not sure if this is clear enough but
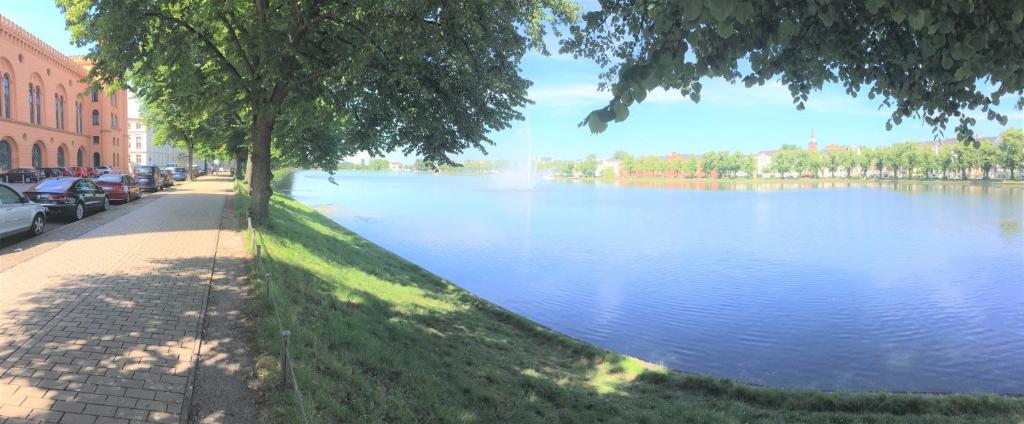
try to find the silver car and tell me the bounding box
[0,184,46,239]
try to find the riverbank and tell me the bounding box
[236,171,1023,423]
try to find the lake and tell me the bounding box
[282,170,1024,393]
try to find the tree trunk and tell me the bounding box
[234,148,247,180]
[247,108,276,223]
[187,140,194,182]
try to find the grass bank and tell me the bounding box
[236,171,1023,423]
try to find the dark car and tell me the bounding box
[95,174,141,203]
[2,168,45,183]
[22,178,109,221]
[171,167,188,181]
[161,169,174,188]
[40,167,73,178]
[133,165,163,192]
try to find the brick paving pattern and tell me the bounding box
[0,178,231,424]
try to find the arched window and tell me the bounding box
[1,73,9,119]
[28,83,34,124]
[92,152,100,167]
[32,144,42,168]
[57,146,66,167]
[90,89,98,102]
[0,140,10,169]
[34,85,41,125]
[91,109,99,126]
[77,148,84,167]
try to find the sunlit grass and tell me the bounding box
[237,173,1024,423]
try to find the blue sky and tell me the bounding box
[4,1,1020,162]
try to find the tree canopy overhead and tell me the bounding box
[58,0,577,221]
[563,1,1024,139]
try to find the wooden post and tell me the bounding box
[265,272,272,300]
[280,330,291,386]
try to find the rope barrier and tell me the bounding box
[247,213,313,424]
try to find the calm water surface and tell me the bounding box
[285,171,1024,393]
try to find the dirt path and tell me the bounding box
[187,188,260,424]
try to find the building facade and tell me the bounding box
[127,117,185,168]
[0,15,128,172]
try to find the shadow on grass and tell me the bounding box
[236,185,1024,424]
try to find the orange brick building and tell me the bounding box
[0,15,128,172]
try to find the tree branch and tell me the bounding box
[144,12,246,84]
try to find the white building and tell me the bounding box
[127,117,186,168]
[596,158,622,177]
[755,151,776,177]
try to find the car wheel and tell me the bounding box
[29,213,45,236]
[101,196,109,211]
[72,202,85,221]
[124,187,131,203]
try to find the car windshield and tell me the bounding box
[135,166,155,174]
[97,175,123,183]
[12,168,33,173]
[31,179,75,192]
[175,168,186,173]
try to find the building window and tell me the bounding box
[0,140,10,169]
[93,152,100,167]
[1,73,9,119]
[90,89,98,102]
[32,144,42,168]
[92,109,99,126]
[77,148,84,166]
[57,147,66,167]
[136,154,141,164]
[28,84,35,124]
[34,85,41,125]
[59,95,65,129]
[92,135,100,145]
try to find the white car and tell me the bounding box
[96,166,114,175]
[0,184,46,239]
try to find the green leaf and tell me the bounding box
[634,89,648,103]
[941,54,953,70]
[716,22,737,38]
[587,112,608,133]
[612,102,629,122]
[865,0,884,14]
[708,0,735,21]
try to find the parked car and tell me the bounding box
[0,183,46,239]
[96,165,114,175]
[161,169,174,188]
[133,165,163,192]
[22,178,109,221]
[171,167,188,181]
[2,168,45,183]
[40,167,73,178]
[81,166,98,178]
[66,166,90,178]
[95,174,141,203]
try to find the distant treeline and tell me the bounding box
[545,128,1024,180]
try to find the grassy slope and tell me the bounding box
[237,175,1022,424]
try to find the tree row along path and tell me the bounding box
[0,177,250,424]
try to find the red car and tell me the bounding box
[94,173,141,203]
[66,166,91,178]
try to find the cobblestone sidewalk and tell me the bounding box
[0,178,232,424]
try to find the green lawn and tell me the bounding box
[236,174,1023,423]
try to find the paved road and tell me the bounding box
[0,177,233,424]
